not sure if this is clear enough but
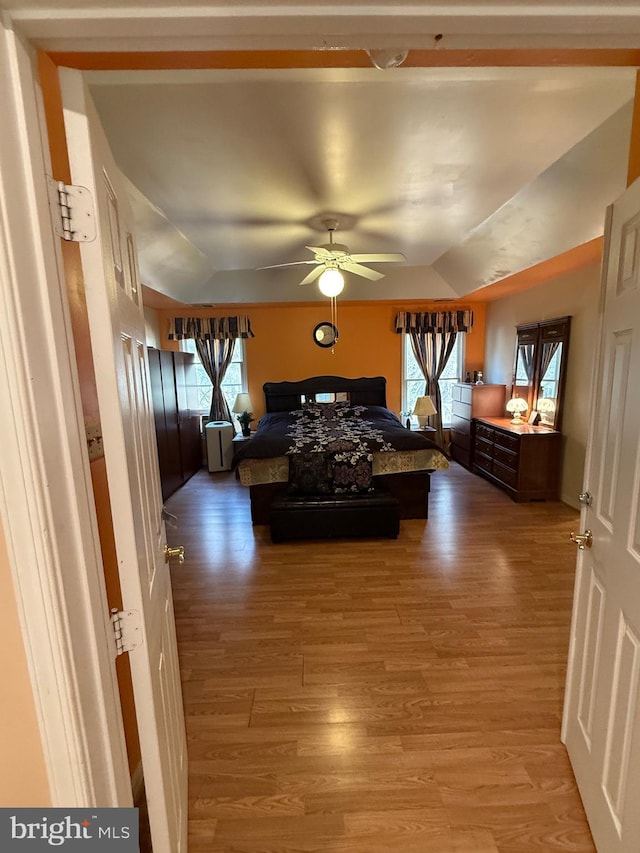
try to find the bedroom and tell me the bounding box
[2,7,640,853]
[86,58,635,509]
[102,49,633,852]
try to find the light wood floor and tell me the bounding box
[166,461,595,853]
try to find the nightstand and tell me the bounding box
[232,432,253,478]
[410,424,436,435]
[232,432,253,456]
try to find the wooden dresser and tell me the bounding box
[450,383,506,468]
[472,417,561,502]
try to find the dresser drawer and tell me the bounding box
[452,413,472,434]
[474,436,494,458]
[493,445,518,470]
[453,384,473,405]
[475,421,494,442]
[450,428,470,451]
[474,451,493,475]
[493,459,519,489]
[493,429,520,453]
[452,400,471,421]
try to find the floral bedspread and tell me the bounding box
[233,402,445,496]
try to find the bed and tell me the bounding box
[233,375,449,525]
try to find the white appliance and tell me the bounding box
[205,420,234,472]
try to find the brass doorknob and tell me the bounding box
[164,544,185,564]
[570,530,593,550]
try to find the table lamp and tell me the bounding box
[232,392,254,436]
[412,396,437,428]
[537,397,556,425]
[506,396,528,425]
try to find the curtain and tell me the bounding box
[395,310,474,448]
[168,315,254,421]
[520,344,535,382]
[168,315,254,341]
[408,330,457,448]
[394,310,474,336]
[195,338,236,421]
[538,341,559,388]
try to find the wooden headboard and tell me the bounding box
[263,375,387,413]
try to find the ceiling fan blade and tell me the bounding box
[349,252,406,263]
[341,262,384,281]
[257,259,319,270]
[305,245,334,259]
[299,265,326,286]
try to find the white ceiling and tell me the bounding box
[3,0,638,305]
[86,65,635,304]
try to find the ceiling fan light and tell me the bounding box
[318,268,345,297]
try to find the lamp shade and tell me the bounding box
[318,268,345,297]
[506,396,528,424]
[232,392,254,414]
[412,395,437,427]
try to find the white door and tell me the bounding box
[563,176,640,851]
[60,68,188,853]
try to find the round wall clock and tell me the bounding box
[313,322,338,348]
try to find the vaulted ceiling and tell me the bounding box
[4,0,638,305]
[87,65,635,304]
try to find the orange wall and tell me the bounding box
[0,520,51,806]
[157,300,486,417]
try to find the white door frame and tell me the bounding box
[0,20,131,805]
[8,3,640,52]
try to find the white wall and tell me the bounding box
[484,262,602,508]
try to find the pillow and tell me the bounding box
[330,448,374,494]
[287,452,333,496]
[301,400,358,420]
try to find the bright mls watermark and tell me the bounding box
[0,809,138,850]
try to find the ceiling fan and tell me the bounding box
[258,218,406,291]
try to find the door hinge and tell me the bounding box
[110,608,143,656]
[46,175,96,243]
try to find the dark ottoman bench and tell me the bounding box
[269,490,400,542]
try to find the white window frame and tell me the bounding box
[402,333,466,428]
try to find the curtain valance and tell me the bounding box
[168,315,254,340]
[394,310,474,334]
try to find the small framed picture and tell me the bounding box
[528,410,540,425]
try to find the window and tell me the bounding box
[182,338,246,414]
[403,334,465,427]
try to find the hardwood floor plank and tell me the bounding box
[166,462,595,852]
